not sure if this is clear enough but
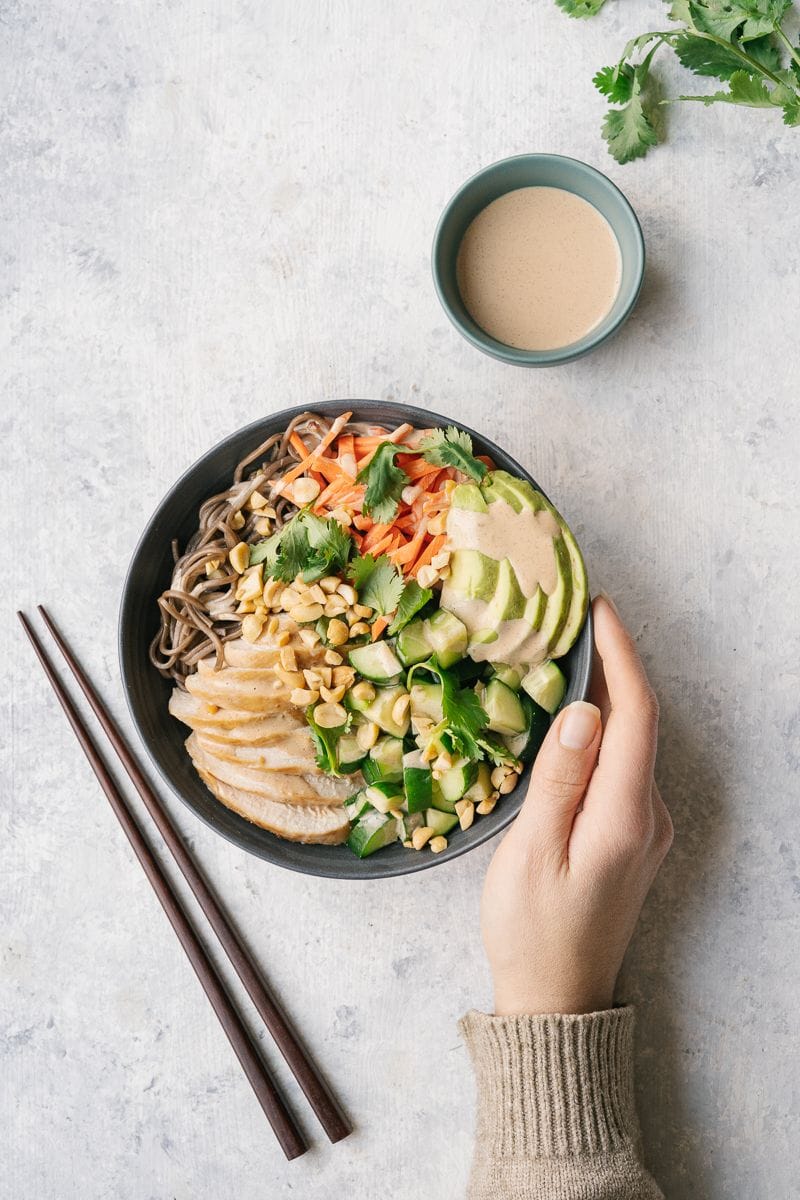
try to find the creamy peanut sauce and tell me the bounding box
[440,498,561,669]
[456,186,622,352]
[446,501,561,597]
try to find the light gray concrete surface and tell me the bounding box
[3,2,799,1197]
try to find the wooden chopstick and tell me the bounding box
[17,611,307,1162]
[36,605,352,1145]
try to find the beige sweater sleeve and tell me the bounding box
[459,1008,663,1200]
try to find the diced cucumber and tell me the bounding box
[409,681,444,724]
[402,748,433,813]
[344,790,371,823]
[484,679,527,736]
[346,809,399,857]
[504,694,549,764]
[492,663,523,691]
[522,661,567,715]
[336,733,366,773]
[424,609,468,668]
[397,810,424,839]
[367,736,404,783]
[396,619,433,667]
[430,762,478,812]
[425,809,459,837]
[463,762,493,805]
[362,684,410,738]
[348,641,403,683]
[345,687,374,715]
[363,782,404,814]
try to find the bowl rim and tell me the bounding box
[431,152,646,367]
[119,399,594,879]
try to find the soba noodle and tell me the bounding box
[149,411,382,686]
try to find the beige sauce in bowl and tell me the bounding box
[456,186,622,352]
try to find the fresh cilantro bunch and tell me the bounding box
[419,426,488,483]
[249,511,352,583]
[556,0,608,15]
[557,0,800,161]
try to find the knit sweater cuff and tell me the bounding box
[459,1007,641,1159]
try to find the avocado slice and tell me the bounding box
[451,482,488,513]
[482,472,524,513]
[486,558,527,624]
[549,521,589,659]
[447,548,499,601]
[537,536,573,652]
[524,585,547,630]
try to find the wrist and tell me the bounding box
[493,979,615,1017]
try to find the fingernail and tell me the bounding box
[594,589,620,616]
[559,702,601,750]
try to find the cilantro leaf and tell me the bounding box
[594,63,635,102]
[555,0,608,17]
[677,67,784,105]
[250,511,353,583]
[745,34,783,74]
[674,31,751,78]
[602,69,659,163]
[782,90,800,123]
[408,661,489,760]
[356,442,410,524]
[347,553,405,615]
[419,426,487,482]
[388,580,434,635]
[687,0,790,41]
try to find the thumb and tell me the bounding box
[515,701,602,852]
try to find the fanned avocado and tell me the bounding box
[537,536,573,652]
[451,482,488,513]
[447,548,499,600]
[490,473,588,658]
[547,519,589,659]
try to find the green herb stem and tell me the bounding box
[774,24,800,72]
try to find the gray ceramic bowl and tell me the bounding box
[432,153,645,367]
[119,400,593,879]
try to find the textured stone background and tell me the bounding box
[3,2,799,1197]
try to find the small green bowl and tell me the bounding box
[432,153,645,367]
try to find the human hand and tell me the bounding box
[481,594,673,1016]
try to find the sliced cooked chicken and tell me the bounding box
[169,691,304,742]
[185,667,291,713]
[196,770,350,844]
[187,734,358,805]
[193,729,320,769]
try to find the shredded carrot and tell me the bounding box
[390,520,428,566]
[289,431,309,459]
[361,523,394,551]
[371,615,390,641]
[367,533,398,558]
[396,457,442,482]
[410,534,446,575]
[313,456,351,484]
[275,412,352,491]
[352,514,372,531]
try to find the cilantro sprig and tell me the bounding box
[356,442,411,524]
[556,0,608,15]
[419,426,487,483]
[408,660,489,760]
[249,511,352,583]
[558,0,800,161]
[347,553,405,615]
[388,579,433,634]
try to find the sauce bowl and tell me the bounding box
[432,154,645,367]
[119,400,593,880]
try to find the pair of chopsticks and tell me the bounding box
[18,607,351,1161]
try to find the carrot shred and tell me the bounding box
[362,523,393,551]
[313,456,350,484]
[289,431,309,459]
[275,412,352,491]
[390,521,428,566]
[367,533,397,557]
[371,615,390,641]
[410,534,446,575]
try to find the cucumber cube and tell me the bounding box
[346,809,399,858]
[522,661,566,715]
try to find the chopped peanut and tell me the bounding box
[228,542,250,574]
[324,649,343,666]
[326,618,349,646]
[314,702,347,729]
[429,835,448,854]
[289,603,324,623]
[411,826,434,851]
[241,614,265,643]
